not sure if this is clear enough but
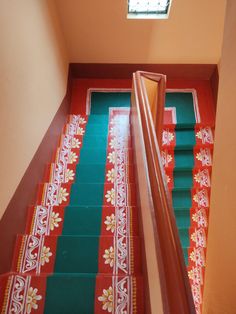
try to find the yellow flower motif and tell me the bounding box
[40,246,52,266]
[166,175,171,184]
[188,270,194,280]
[194,173,201,183]
[78,117,86,124]
[192,213,198,223]
[190,251,196,262]
[196,152,203,161]
[107,152,116,164]
[105,189,115,206]
[26,287,42,313]
[58,187,69,204]
[98,286,113,313]
[50,211,62,231]
[67,151,78,164]
[193,194,198,203]
[65,169,75,182]
[103,246,115,267]
[196,131,202,139]
[71,138,81,149]
[104,214,116,233]
[109,138,118,149]
[191,232,197,242]
[77,127,85,135]
[106,169,115,183]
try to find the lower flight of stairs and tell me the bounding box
[0,109,144,313]
[161,124,214,314]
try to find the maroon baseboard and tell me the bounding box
[0,73,72,274]
[70,63,217,80]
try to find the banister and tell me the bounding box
[131,71,195,313]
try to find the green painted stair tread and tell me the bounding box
[174,150,194,170]
[173,170,193,189]
[54,236,100,273]
[63,206,102,235]
[172,189,192,208]
[175,129,196,150]
[174,209,190,228]
[44,274,96,314]
[79,148,107,164]
[182,247,189,266]
[70,183,105,206]
[165,92,196,127]
[90,92,131,115]
[84,123,109,136]
[178,228,190,248]
[54,235,140,273]
[82,135,108,148]
[75,164,106,183]
[88,114,109,124]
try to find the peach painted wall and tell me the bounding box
[0,0,68,218]
[203,1,236,313]
[55,0,226,64]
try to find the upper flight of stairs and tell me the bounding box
[162,122,214,314]
[0,106,144,313]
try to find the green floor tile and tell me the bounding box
[70,183,105,206]
[45,274,96,314]
[172,189,192,208]
[174,150,194,170]
[165,92,196,128]
[62,206,102,235]
[175,129,196,150]
[174,170,193,189]
[91,92,131,115]
[54,236,99,273]
[75,164,106,183]
[79,148,107,164]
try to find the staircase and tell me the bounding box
[0,93,144,313]
[162,92,214,314]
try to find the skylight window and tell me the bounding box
[127,0,171,19]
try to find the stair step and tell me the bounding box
[12,235,142,275]
[175,129,196,150]
[174,209,190,228]
[0,273,143,314]
[25,205,139,236]
[173,170,193,189]
[37,183,137,207]
[174,150,194,170]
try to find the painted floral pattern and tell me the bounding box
[58,187,69,204]
[105,188,115,206]
[106,169,115,183]
[71,138,81,148]
[26,287,42,313]
[67,151,78,164]
[65,169,75,182]
[107,152,116,164]
[50,211,62,231]
[104,214,116,233]
[40,246,52,266]
[103,246,115,267]
[98,286,114,313]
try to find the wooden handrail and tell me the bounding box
[131,71,195,313]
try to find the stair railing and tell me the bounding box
[131,71,195,313]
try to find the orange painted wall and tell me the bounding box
[55,0,226,64]
[203,1,236,313]
[0,0,68,218]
